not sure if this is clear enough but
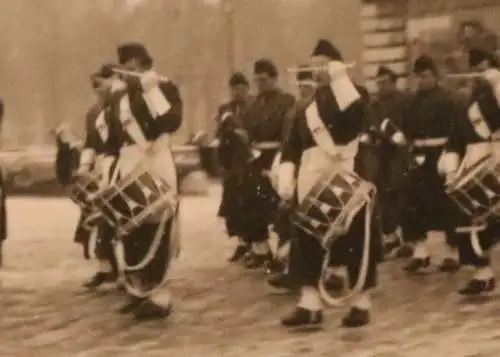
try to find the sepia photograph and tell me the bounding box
[1,0,500,356]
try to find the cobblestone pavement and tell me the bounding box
[1,185,500,357]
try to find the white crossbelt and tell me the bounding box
[413,137,448,148]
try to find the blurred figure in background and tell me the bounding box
[214,72,255,263]
[362,66,413,259]
[0,98,6,268]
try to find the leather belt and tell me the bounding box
[413,137,448,148]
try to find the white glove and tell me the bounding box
[277,162,295,201]
[140,70,161,92]
[437,151,459,176]
[391,131,407,146]
[328,60,347,80]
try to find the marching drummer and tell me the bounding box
[400,55,464,274]
[112,42,182,321]
[278,39,381,329]
[71,64,126,289]
[440,48,500,295]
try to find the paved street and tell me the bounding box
[1,185,500,357]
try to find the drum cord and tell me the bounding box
[318,190,375,307]
[114,207,176,298]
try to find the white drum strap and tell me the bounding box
[319,189,375,307]
[114,208,172,298]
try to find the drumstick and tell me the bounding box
[112,68,170,83]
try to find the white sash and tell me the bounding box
[304,100,359,162]
[468,101,491,139]
[95,110,109,142]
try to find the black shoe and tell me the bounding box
[323,274,344,292]
[341,307,370,328]
[228,244,249,263]
[438,258,461,273]
[83,272,118,289]
[395,244,414,259]
[265,259,286,275]
[118,297,145,314]
[403,257,431,273]
[458,278,496,296]
[244,252,272,269]
[281,307,323,329]
[268,273,298,291]
[133,299,173,321]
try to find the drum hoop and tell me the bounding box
[116,192,178,237]
[446,154,493,192]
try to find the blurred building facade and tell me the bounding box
[0,0,363,148]
[361,0,500,93]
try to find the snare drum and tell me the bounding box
[92,163,177,237]
[69,172,100,210]
[446,153,500,223]
[291,169,376,248]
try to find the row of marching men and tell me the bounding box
[215,38,500,330]
[55,42,183,321]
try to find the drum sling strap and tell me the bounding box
[304,98,374,306]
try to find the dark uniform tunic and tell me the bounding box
[281,84,381,289]
[215,97,255,237]
[237,88,295,243]
[362,90,412,236]
[400,86,465,243]
[446,80,500,267]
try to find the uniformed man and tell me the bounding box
[362,65,413,259]
[113,43,182,321]
[441,48,500,295]
[401,55,464,273]
[237,59,295,269]
[279,39,381,329]
[214,72,255,263]
[268,68,317,290]
[74,64,125,289]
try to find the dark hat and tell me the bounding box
[229,72,249,86]
[91,63,116,80]
[311,39,343,61]
[413,55,437,74]
[254,59,278,78]
[296,66,313,82]
[469,48,498,68]
[376,65,397,80]
[117,42,153,65]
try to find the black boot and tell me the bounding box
[228,244,250,263]
[458,278,496,296]
[281,307,323,330]
[403,257,431,273]
[265,259,286,275]
[268,273,298,291]
[438,258,461,273]
[341,307,370,328]
[244,252,272,269]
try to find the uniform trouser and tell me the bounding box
[95,222,118,273]
[400,159,458,247]
[294,206,381,290]
[121,221,173,296]
[378,187,400,236]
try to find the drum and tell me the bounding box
[446,153,500,223]
[81,209,103,231]
[291,169,376,249]
[91,163,177,237]
[69,172,100,210]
